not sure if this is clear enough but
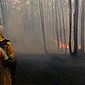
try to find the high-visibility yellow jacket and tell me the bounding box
[0,35,14,62]
[4,41,14,62]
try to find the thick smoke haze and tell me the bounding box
[0,0,83,54]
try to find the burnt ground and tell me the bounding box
[13,53,85,85]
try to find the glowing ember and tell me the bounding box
[54,40,80,49]
[78,44,81,49]
[54,40,69,49]
[60,41,63,48]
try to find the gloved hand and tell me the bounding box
[0,47,9,60]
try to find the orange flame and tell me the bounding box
[78,44,81,49]
[54,40,69,49]
[54,40,80,49]
[59,41,69,49]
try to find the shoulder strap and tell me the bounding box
[0,39,10,49]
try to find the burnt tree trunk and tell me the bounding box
[69,0,72,55]
[81,0,84,53]
[39,0,47,53]
[73,0,79,55]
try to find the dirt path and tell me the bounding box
[13,54,85,85]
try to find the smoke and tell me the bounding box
[0,0,82,54]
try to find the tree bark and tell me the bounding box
[60,0,67,53]
[69,0,72,55]
[81,0,84,53]
[39,0,47,53]
[54,0,59,49]
[73,0,79,55]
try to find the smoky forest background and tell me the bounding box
[0,0,85,55]
[0,0,85,85]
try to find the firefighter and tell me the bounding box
[0,25,17,84]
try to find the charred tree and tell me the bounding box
[39,0,47,53]
[73,0,79,55]
[69,0,72,55]
[81,0,84,53]
[54,0,60,49]
[58,1,63,51]
[60,0,67,53]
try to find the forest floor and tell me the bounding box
[13,53,85,85]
